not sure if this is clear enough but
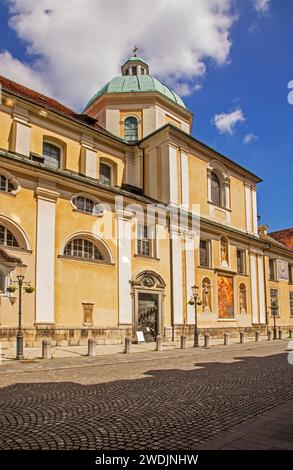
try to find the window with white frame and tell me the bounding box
[137,224,155,257]
[0,225,19,248]
[199,239,211,267]
[237,249,246,274]
[269,259,277,281]
[99,162,112,185]
[270,289,279,316]
[43,142,61,169]
[211,172,221,206]
[124,116,138,142]
[72,196,102,215]
[0,175,14,193]
[64,238,105,261]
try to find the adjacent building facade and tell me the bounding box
[0,55,292,346]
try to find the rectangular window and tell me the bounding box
[237,249,245,274]
[0,271,6,293]
[289,265,293,284]
[270,289,279,317]
[137,224,154,257]
[199,240,210,267]
[269,259,277,281]
[290,292,293,317]
[131,66,137,75]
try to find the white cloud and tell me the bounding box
[0,51,51,95]
[243,132,258,144]
[0,0,235,109]
[251,0,270,14]
[212,108,245,135]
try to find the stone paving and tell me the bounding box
[0,341,292,450]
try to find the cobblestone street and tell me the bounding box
[0,341,292,450]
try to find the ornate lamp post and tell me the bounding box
[269,300,279,340]
[7,263,34,360]
[190,284,202,348]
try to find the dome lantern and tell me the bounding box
[121,47,149,76]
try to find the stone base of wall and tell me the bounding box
[169,325,292,342]
[0,324,292,347]
[0,326,132,347]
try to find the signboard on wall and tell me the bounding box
[277,260,289,281]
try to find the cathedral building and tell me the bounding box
[0,54,292,346]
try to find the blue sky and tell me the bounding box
[0,0,292,231]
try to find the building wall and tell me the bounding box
[0,91,292,347]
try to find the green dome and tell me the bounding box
[85,75,186,110]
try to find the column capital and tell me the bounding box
[35,187,60,203]
[115,209,134,221]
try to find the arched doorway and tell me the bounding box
[131,271,166,342]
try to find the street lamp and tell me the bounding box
[16,263,27,360]
[190,284,202,348]
[269,300,279,340]
[7,263,34,360]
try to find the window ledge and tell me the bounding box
[72,208,104,217]
[0,192,16,198]
[0,245,32,254]
[217,318,237,322]
[208,200,231,212]
[58,255,114,266]
[198,265,213,270]
[134,254,160,261]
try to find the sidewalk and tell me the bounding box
[0,334,282,362]
[199,398,293,450]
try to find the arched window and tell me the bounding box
[72,196,103,215]
[99,162,112,185]
[202,277,212,311]
[0,225,19,248]
[64,238,107,262]
[0,175,14,193]
[239,283,247,313]
[124,116,138,142]
[43,142,61,169]
[211,172,221,206]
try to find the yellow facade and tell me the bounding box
[0,56,292,346]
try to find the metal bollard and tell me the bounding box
[289,330,292,339]
[193,330,200,348]
[255,331,260,342]
[42,339,52,359]
[279,329,283,340]
[125,336,132,354]
[224,333,229,346]
[240,332,245,344]
[268,330,273,341]
[204,333,210,349]
[88,338,96,357]
[156,335,163,351]
[181,335,187,349]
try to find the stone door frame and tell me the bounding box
[130,270,166,339]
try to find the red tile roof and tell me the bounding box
[269,228,293,250]
[0,75,116,139]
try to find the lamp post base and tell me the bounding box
[194,331,200,348]
[16,334,24,360]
